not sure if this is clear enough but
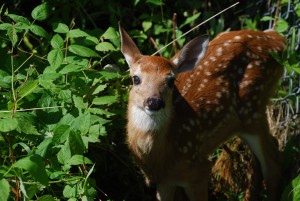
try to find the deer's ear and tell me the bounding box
[119,24,142,67]
[171,35,209,73]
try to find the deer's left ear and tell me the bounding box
[171,35,209,73]
[119,24,142,68]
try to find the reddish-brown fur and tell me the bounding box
[120,26,286,201]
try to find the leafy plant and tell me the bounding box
[0,2,127,200]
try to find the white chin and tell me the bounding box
[144,108,160,116]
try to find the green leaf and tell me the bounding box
[101,27,118,40]
[36,138,52,157]
[179,13,201,28]
[281,174,300,201]
[53,124,70,143]
[7,14,30,25]
[17,115,39,135]
[38,73,62,89]
[7,27,18,46]
[95,42,116,52]
[16,80,39,102]
[275,18,289,33]
[63,185,76,198]
[57,140,71,164]
[67,29,89,38]
[51,34,64,48]
[0,23,12,30]
[69,131,85,155]
[146,0,164,6]
[92,95,118,105]
[47,49,64,68]
[59,64,85,74]
[71,112,91,134]
[73,95,88,110]
[37,195,56,201]
[0,179,10,201]
[13,154,49,186]
[0,118,18,132]
[31,3,49,21]
[68,45,100,58]
[66,155,92,166]
[142,21,152,32]
[260,16,274,21]
[52,22,69,33]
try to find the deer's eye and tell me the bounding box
[132,75,141,85]
[167,77,176,88]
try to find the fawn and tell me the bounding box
[119,24,286,201]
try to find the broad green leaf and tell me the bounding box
[16,80,39,101]
[63,185,76,198]
[31,3,49,21]
[69,131,85,155]
[17,115,39,135]
[73,95,88,110]
[71,112,91,134]
[36,138,52,157]
[53,124,70,143]
[95,42,116,52]
[0,23,12,30]
[39,73,62,89]
[59,64,85,74]
[66,155,92,166]
[67,29,89,38]
[92,84,106,95]
[101,27,119,46]
[92,95,118,105]
[0,118,18,132]
[0,179,10,201]
[57,140,71,164]
[7,14,30,25]
[275,18,289,33]
[52,22,69,33]
[51,34,64,48]
[98,71,121,79]
[68,45,100,58]
[101,27,118,40]
[37,195,55,201]
[142,21,152,32]
[47,49,64,68]
[7,27,18,46]
[15,22,30,31]
[66,56,89,66]
[13,154,49,185]
[84,36,99,45]
[281,174,300,201]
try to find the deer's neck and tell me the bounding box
[127,104,172,158]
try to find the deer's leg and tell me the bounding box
[183,162,211,201]
[156,183,176,201]
[240,116,282,201]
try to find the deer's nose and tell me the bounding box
[144,97,165,111]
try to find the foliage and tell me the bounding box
[0,0,299,200]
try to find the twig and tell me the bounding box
[0,106,63,113]
[151,2,240,56]
[149,37,162,57]
[172,13,178,52]
[272,0,281,29]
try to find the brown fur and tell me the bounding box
[120,26,286,201]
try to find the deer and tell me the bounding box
[119,24,286,201]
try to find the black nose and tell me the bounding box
[144,97,165,111]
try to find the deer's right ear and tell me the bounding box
[119,24,142,67]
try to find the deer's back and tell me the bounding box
[173,30,285,154]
